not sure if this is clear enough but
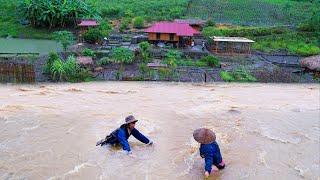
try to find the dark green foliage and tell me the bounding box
[220,71,234,82]
[18,0,98,29]
[44,52,60,74]
[100,7,121,18]
[53,31,74,52]
[138,42,151,62]
[45,54,91,82]
[111,47,134,64]
[97,57,112,66]
[220,67,256,82]
[200,55,220,67]
[297,10,320,32]
[82,48,95,57]
[99,22,113,37]
[133,16,145,28]
[83,28,103,44]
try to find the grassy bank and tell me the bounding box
[187,0,319,26]
[0,0,54,39]
[203,26,320,56]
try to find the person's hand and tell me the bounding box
[204,171,210,178]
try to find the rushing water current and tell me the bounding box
[0,82,319,180]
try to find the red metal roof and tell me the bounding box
[144,22,200,36]
[78,20,99,27]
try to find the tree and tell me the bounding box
[18,0,97,29]
[53,31,74,53]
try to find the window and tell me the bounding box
[156,33,161,40]
[169,33,174,41]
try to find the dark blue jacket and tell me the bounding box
[107,124,150,152]
[199,142,223,173]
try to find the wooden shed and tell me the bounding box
[210,36,255,55]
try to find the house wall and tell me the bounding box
[148,33,179,42]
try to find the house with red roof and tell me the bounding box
[144,22,200,47]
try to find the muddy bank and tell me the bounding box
[0,82,319,179]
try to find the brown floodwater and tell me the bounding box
[0,82,319,180]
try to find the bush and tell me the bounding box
[220,67,256,82]
[97,57,112,66]
[200,55,220,67]
[139,63,150,77]
[99,21,112,37]
[82,48,95,57]
[44,52,60,74]
[48,55,91,82]
[220,71,234,82]
[50,58,65,81]
[195,61,208,67]
[83,28,103,44]
[133,16,145,28]
[119,19,129,32]
[111,47,135,64]
[139,42,151,62]
[53,31,74,52]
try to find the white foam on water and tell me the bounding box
[176,137,199,177]
[22,124,40,131]
[47,162,95,180]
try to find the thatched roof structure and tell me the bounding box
[300,55,320,71]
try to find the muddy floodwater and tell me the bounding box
[0,82,319,180]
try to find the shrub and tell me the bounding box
[220,67,256,82]
[133,16,145,28]
[99,21,112,37]
[97,57,112,66]
[53,31,74,52]
[50,58,65,81]
[83,28,103,44]
[82,48,95,57]
[220,71,234,82]
[111,47,135,64]
[139,42,151,62]
[119,19,129,32]
[48,55,91,82]
[44,52,60,74]
[139,63,150,77]
[195,61,208,67]
[200,55,220,67]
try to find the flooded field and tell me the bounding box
[0,38,62,55]
[0,82,319,180]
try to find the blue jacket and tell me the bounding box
[107,124,150,152]
[199,142,223,173]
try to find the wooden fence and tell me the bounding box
[0,63,35,83]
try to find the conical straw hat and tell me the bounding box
[193,128,216,144]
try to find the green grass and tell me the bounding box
[252,32,320,56]
[0,0,54,39]
[187,0,319,26]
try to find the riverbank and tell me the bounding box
[0,82,319,179]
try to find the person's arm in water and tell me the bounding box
[200,145,213,177]
[131,128,152,145]
[117,128,131,153]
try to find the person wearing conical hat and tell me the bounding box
[96,115,153,155]
[193,128,225,178]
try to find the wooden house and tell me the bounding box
[144,22,200,47]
